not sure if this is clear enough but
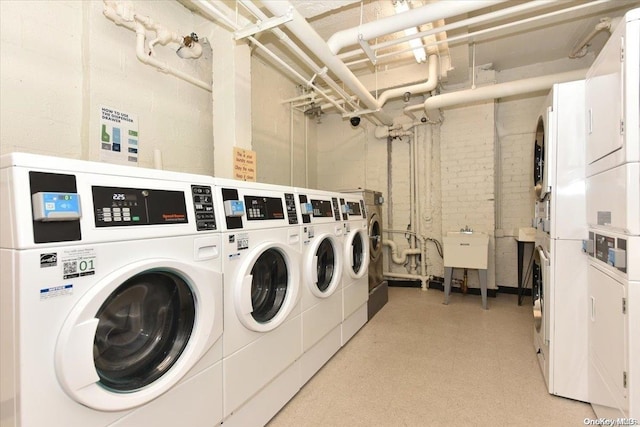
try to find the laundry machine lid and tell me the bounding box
[55,259,220,411]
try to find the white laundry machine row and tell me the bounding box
[583,229,639,419]
[531,79,589,402]
[213,178,302,427]
[0,153,224,427]
[295,188,344,387]
[585,8,639,235]
[338,193,370,346]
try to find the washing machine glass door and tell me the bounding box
[533,115,546,201]
[315,238,336,292]
[369,213,382,262]
[532,245,550,339]
[56,259,219,411]
[345,228,369,279]
[304,234,342,298]
[94,271,195,391]
[251,248,288,323]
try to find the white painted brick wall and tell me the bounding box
[440,101,496,289]
[1,1,214,175]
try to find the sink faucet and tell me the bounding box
[460,225,473,233]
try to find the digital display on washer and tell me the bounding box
[244,195,285,221]
[311,199,334,218]
[92,186,188,227]
[346,201,363,218]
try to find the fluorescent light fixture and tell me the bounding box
[393,0,427,63]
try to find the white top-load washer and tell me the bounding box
[294,187,344,386]
[0,153,224,427]
[338,193,369,346]
[213,178,302,427]
[531,80,589,402]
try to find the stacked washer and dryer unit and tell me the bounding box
[531,79,589,402]
[0,153,224,427]
[583,9,639,419]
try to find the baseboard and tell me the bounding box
[387,279,421,288]
[498,285,531,296]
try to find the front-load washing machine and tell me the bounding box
[338,193,369,346]
[531,79,588,402]
[214,178,302,427]
[584,229,639,419]
[295,187,344,386]
[0,153,224,427]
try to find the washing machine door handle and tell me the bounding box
[311,255,319,284]
[238,274,254,315]
[56,318,100,392]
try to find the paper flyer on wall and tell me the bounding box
[99,106,139,165]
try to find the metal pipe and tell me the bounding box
[345,0,614,68]
[337,0,557,61]
[326,0,508,55]
[377,55,439,107]
[238,0,361,113]
[261,0,394,125]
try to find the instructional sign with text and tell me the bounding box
[233,147,256,181]
[100,106,139,165]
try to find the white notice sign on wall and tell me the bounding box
[99,106,139,165]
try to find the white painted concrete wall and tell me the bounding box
[251,57,317,188]
[1,1,213,174]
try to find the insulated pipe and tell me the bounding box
[326,0,509,55]
[192,0,348,114]
[261,0,394,125]
[239,0,360,113]
[337,0,555,61]
[384,271,428,290]
[103,3,210,91]
[134,25,211,91]
[405,69,587,114]
[569,17,615,59]
[377,55,439,107]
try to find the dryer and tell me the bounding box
[531,80,588,402]
[295,187,344,386]
[338,193,370,346]
[585,8,639,234]
[214,178,302,427]
[0,153,224,427]
[584,229,639,419]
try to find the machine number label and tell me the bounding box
[61,248,96,279]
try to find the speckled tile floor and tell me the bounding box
[268,287,594,426]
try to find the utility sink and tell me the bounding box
[443,231,489,270]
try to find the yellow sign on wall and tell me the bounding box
[233,147,256,181]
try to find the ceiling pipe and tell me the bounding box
[404,68,587,115]
[326,0,509,55]
[338,0,554,61]
[261,0,393,125]
[192,0,350,114]
[376,54,438,108]
[569,16,619,58]
[238,0,360,113]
